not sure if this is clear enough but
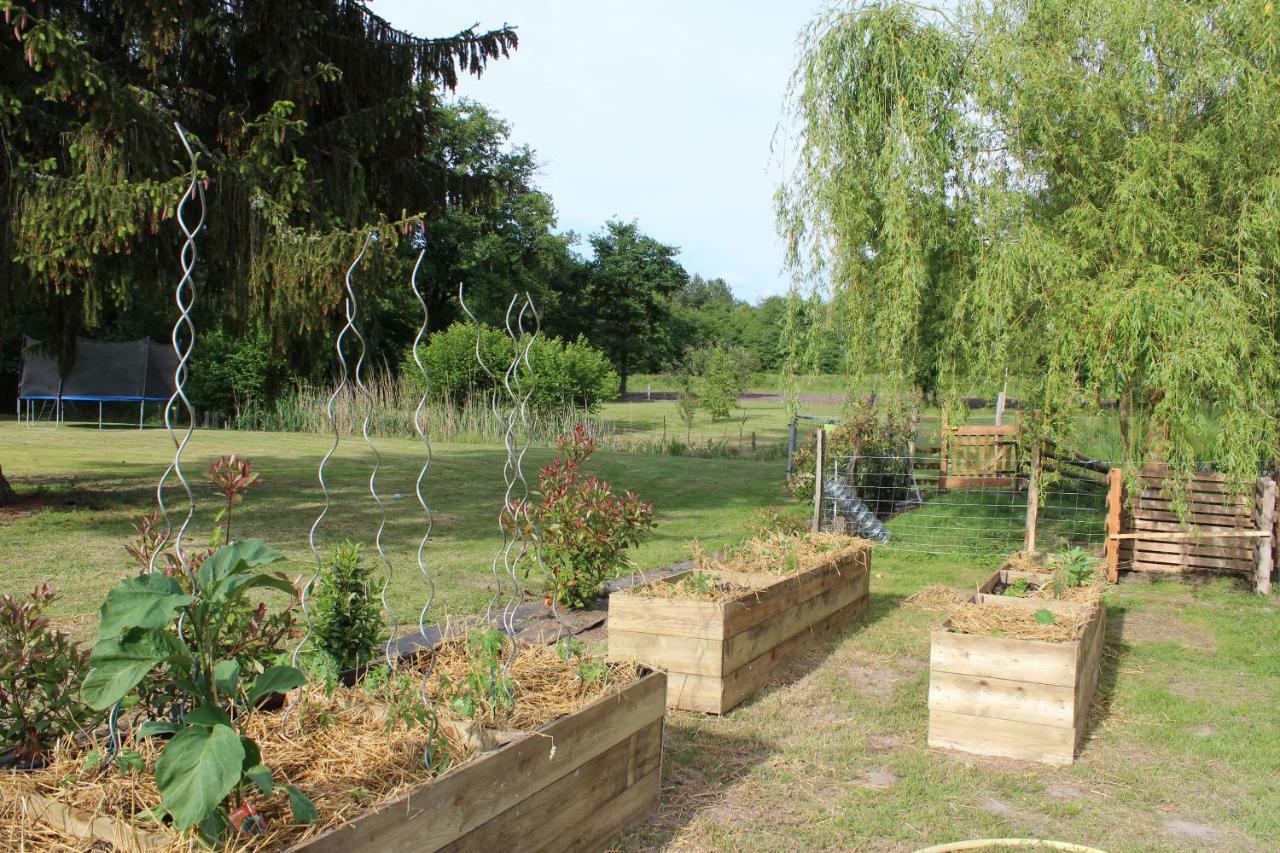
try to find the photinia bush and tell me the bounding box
[520,425,655,608]
[0,584,93,763]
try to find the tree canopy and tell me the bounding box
[781,0,1280,481]
[0,0,518,366]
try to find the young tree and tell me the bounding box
[575,220,688,393]
[782,0,1280,483]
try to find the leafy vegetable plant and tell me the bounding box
[0,584,93,763]
[1003,577,1032,597]
[81,540,314,841]
[517,425,655,608]
[311,541,383,673]
[438,628,515,723]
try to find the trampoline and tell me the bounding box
[17,337,178,429]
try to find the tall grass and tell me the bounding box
[233,372,787,460]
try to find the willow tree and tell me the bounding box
[0,0,517,501]
[781,0,1280,483]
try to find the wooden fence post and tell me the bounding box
[938,407,950,492]
[1105,468,1123,583]
[1023,442,1041,553]
[811,428,827,534]
[1254,475,1276,595]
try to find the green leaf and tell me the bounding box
[197,540,283,596]
[246,665,307,705]
[215,571,298,602]
[245,764,274,796]
[97,574,192,640]
[117,750,144,773]
[1034,608,1057,625]
[213,659,241,696]
[82,629,188,710]
[156,724,244,830]
[82,749,103,771]
[283,784,317,824]
[136,720,179,739]
[185,704,233,728]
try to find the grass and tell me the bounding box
[4,419,1275,850]
[623,553,1280,851]
[0,420,787,633]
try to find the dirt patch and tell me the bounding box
[0,494,54,522]
[982,797,1018,818]
[1117,610,1216,650]
[862,769,898,789]
[866,734,903,754]
[844,653,912,698]
[1043,782,1085,803]
[1186,724,1216,737]
[1163,819,1224,842]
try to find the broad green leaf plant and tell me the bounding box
[81,540,314,841]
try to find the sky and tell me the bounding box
[374,1,831,304]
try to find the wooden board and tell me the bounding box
[609,553,871,713]
[294,671,666,853]
[927,593,1104,766]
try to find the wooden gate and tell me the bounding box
[1104,467,1276,593]
[940,424,1021,490]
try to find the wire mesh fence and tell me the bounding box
[817,452,1110,556]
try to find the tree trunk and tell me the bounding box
[0,466,17,506]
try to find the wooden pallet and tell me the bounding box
[17,672,667,853]
[607,552,870,713]
[927,592,1105,766]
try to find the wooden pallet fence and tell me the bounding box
[939,422,1021,490]
[19,672,667,853]
[927,575,1105,766]
[607,551,871,713]
[1106,467,1276,593]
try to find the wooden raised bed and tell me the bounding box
[14,671,666,853]
[927,594,1104,766]
[607,550,870,713]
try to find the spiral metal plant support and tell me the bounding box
[459,284,509,624]
[497,294,538,654]
[111,122,204,755]
[342,237,403,668]
[409,242,438,701]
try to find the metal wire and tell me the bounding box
[282,236,365,735]
[166,122,205,581]
[458,284,508,625]
[408,241,438,704]
[817,453,1109,555]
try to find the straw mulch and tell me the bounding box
[1,682,473,852]
[620,532,873,603]
[696,531,872,576]
[408,638,642,731]
[0,640,640,851]
[621,571,759,603]
[907,580,1104,643]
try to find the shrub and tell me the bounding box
[697,345,752,421]
[187,326,275,421]
[311,542,384,672]
[402,322,620,412]
[0,584,93,762]
[519,425,655,608]
[787,397,916,514]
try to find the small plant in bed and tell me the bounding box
[0,584,94,768]
[517,424,656,608]
[81,539,315,843]
[311,541,384,675]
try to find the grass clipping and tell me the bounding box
[623,532,873,602]
[0,640,639,851]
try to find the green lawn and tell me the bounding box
[0,420,787,632]
[3,419,1275,850]
[597,396,846,453]
[625,555,1280,852]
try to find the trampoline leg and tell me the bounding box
[139,400,144,430]
[99,401,104,430]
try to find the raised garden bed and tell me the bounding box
[608,538,871,713]
[927,591,1105,766]
[5,654,665,852]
